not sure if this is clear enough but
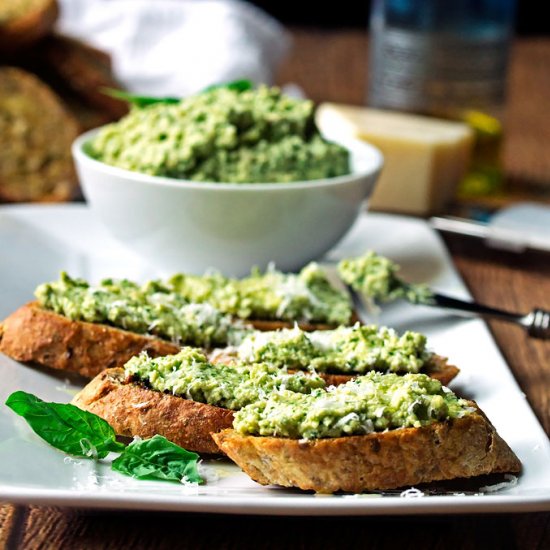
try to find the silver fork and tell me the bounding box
[429,292,550,339]
[347,285,550,339]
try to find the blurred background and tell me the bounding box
[1,0,550,230]
[251,0,550,34]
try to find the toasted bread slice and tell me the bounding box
[13,34,127,131]
[319,354,459,387]
[72,368,233,454]
[249,311,360,332]
[0,302,180,378]
[0,67,79,202]
[39,35,129,120]
[249,319,334,332]
[0,0,58,53]
[0,302,357,378]
[209,348,459,387]
[213,408,521,493]
[1,303,455,384]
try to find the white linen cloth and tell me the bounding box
[56,0,290,96]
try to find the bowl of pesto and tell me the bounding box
[72,85,383,275]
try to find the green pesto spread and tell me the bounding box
[35,264,351,335]
[338,251,434,304]
[124,348,325,410]
[88,86,350,183]
[234,372,472,439]
[35,272,245,348]
[236,324,429,374]
[169,262,352,325]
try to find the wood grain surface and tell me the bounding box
[1,28,549,550]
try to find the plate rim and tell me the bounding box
[1,204,549,515]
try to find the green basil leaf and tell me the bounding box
[101,79,253,108]
[5,391,125,459]
[202,79,254,93]
[111,435,203,484]
[100,87,180,107]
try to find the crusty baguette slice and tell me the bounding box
[0,0,58,53]
[249,319,334,332]
[213,408,521,493]
[72,368,233,455]
[0,302,357,378]
[0,302,180,378]
[249,311,359,332]
[319,354,459,387]
[209,349,459,387]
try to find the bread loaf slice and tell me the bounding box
[0,0,58,53]
[1,302,458,383]
[213,409,521,493]
[0,302,180,378]
[210,346,459,387]
[72,368,233,454]
[0,67,79,202]
[39,35,129,121]
[319,354,458,388]
[0,302,355,378]
[0,302,459,385]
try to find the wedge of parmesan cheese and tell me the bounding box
[316,104,473,215]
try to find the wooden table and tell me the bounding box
[1,28,549,549]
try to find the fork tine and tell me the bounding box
[346,285,376,324]
[527,309,550,339]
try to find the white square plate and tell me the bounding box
[0,204,549,515]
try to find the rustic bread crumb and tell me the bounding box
[0,67,79,202]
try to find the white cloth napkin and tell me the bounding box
[56,0,290,96]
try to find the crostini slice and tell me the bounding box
[213,373,521,493]
[71,348,325,454]
[210,324,459,386]
[213,411,521,493]
[0,267,357,377]
[1,302,458,385]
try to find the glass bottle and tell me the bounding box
[368,0,517,196]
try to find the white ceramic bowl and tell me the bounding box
[72,129,383,276]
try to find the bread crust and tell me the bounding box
[0,302,180,378]
[213,407,521,493]
[0,303,362,378]
[71,368,233,454]
[39,35,129,120]
[0,0,58,53]
[248,319,333,332]
[1,303,457,385]
[248,311,359,332]
[0,67,79,202]
[319,354,458,387]
[210,348,459,387]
